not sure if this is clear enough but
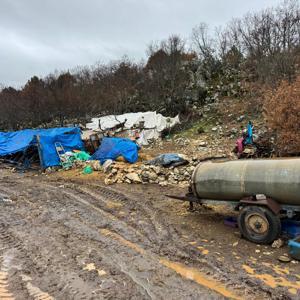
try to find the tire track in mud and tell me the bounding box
[21,275,54,300]
[4,181,222,298]
[0,253,14,300]
[59,182,283,299]
[45,180,186,253]
[0,181,254,298]
[67,182,294,299]
[0,184,153,299]
[39,183,244,299]
[76,183,180,244]
[41,183,152,245]
[0,189,94,299]
[73,185,164,242]
[0,221,56,300]
[0,176,282,299]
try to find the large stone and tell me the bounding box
[126,173,142,183]
[148,172,158,181]
[90,160,102,171]
[198,141,207,147]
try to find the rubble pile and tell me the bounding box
[104,160,199,187]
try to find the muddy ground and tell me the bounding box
[0,168,300,300]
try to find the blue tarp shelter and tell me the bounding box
[91,137,139,164]
[0,127,83,168]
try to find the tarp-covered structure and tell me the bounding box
[91,137,139,164]
[0,127,83,168]
[86,112,180,145]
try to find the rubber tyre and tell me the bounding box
[238,206,281,244]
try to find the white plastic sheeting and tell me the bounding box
[86,112,180,145]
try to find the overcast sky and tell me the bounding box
[0,0,282,88]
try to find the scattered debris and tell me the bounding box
[0,195,13,204]
[278,254,291,263]
[272,239,285,249]
[198,141,208,147]
[146,153,189,168]
[102,159,114,173]
[83,165,93,175]
[224,217,238,228]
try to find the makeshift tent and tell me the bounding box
[91,137,139,164]
[86,112,180,145]
[0,127,83,168]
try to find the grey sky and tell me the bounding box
[0,0,281,87]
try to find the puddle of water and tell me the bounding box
[196,246,209,255]
[106,201,123,209]
[100,228,241,299]
[83,263,107,277]
[261,262,290,276]
[243,264,300,295]
[100,229,145,255]
[160,259,241,300]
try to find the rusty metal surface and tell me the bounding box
[240,196,282,215]
[192,159,300,206]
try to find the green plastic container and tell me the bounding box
[83,165,93,174]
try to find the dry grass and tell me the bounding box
[264,76,300,155]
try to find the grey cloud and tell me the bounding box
[0,0,282,87]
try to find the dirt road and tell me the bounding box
[0,169,299,299]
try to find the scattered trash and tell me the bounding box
[73,151,91,161]
[60,151,92,170]
[237,115,245,122]
[224,217,238,228]
[102,159,114,173]
[232,242,239,247]
[278,254,291,263]
[272,238,285,249]
[83,165,93,175]
[146,153,189,168]
[89,160,102,171]
[0,195,13,204]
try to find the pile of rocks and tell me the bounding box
[104,162,197,187]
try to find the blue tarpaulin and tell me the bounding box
[0,127,83,168]
[91,137,139,164]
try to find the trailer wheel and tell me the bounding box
[238,206,281,244]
